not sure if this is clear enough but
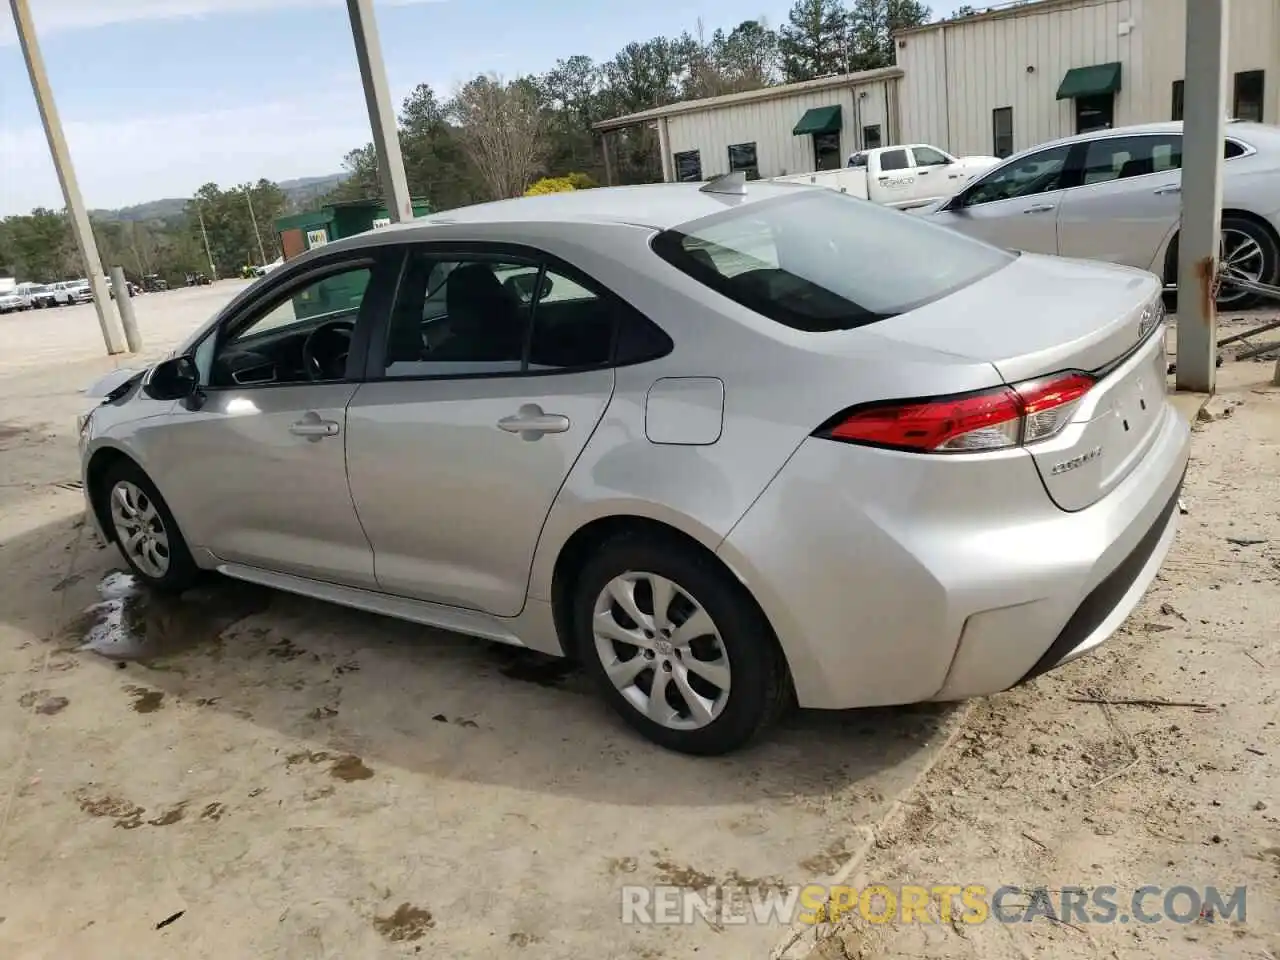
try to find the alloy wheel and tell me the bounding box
[1216,227,1268,305]
[109,480,171,579]
[592,571,731,730]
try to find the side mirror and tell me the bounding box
[144,355,198,401]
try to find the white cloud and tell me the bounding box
[0,0,448,43]
[0,96,372,214]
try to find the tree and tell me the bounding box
[711,19,782,91]
[399,84,482,210]
[848,0,932,71]
[950,4,978,18]
[779,0,849,82]
[448,75,549,200]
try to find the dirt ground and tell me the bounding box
[1,294,1277,959]
[0,286,957,959]
[791,352,1280,960]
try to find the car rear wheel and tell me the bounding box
[101,460,199,593]
[1165,215,1279,309]
[573,535,791,755]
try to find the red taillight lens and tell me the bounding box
[822,371,1095,453]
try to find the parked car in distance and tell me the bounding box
[772,143,1001,209]
[924,120,1280,307]
[52,279,93,305]
[23,284,58,308]
[78,181,1189,755]
[0,290,30,313]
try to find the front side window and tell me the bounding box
[651,190,1014,333]
[913,145,951,167]
[210,263,372,387]
[961,144,1071,207]
[879,148,910,172]
[1079,134,1182,185]
[378,250,633,378]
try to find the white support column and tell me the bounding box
[10,0,125,356]
[1175,0,1229,394]
[657,118,674,183]
[346,0,412,222]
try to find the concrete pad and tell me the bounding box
[1169,390,1211,424]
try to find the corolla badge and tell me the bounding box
[1050,446,1103,476]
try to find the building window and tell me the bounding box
[727,142,759,180]
[1075,94,1114,134]
[862,124,883,150]
[813,132,842,171]
[673,150,703,182]
[992,107,1014,159]
[1172,80,1184,121]
[1234,70,1264,121]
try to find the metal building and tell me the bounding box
[898,0,1279,160]
[594,68,902,183]
[597,0,1278,184]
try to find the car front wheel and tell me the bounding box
[573,535,791,755]
[100,460,199,592]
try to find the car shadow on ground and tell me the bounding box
[5,508,958,810]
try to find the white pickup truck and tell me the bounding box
[773,143,1000,210]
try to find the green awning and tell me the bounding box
[793,105,843,136]
[1056,62,1122,100]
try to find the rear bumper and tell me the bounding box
[717,402,1191,710]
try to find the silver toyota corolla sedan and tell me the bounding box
[78,180,1190,755]
[925,120,1280,307]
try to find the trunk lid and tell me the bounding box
[867,253,1167,511]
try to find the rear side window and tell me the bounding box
[880,148,910,171]
[651,191,1015,332]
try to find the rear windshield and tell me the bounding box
[651,190,1015,332]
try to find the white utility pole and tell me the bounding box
[245,187,268,265]
[10,0,125,355]
[346,0,413,223]
[1175,0,1229,393]
[195,203,217,280]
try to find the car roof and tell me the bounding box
[1030,119,1277,152]
[356,181,811,238]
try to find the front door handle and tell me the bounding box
[1022,204,1056,214]
[1154,185,1182,195]
[289,417,340,440]
[498,403,570,440]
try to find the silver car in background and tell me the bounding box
[926,121,1280,307]
[79,182,1189,755]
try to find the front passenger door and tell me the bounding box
[929,143,1074,254]
[907,145,953,204]
[346,246,629,616]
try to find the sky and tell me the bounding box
[0,0,966,215]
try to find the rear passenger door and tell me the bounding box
[344,244,642,616]
[872,147,917,206]
[1056,133,1184,270]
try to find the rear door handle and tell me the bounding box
[497,404,570,440]
[1154,185,1182,195]
[1022,204,1056,214]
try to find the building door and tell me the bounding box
[813,132,842,170]
[1075,94,1114,134]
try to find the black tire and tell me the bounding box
[99,460,200,593]
[572,534,792,756]
[1165,214,1279,310]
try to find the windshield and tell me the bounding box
[651,190,1015,332]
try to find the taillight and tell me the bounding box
[819,371,1095,453]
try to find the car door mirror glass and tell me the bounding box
[145,356,199,401]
